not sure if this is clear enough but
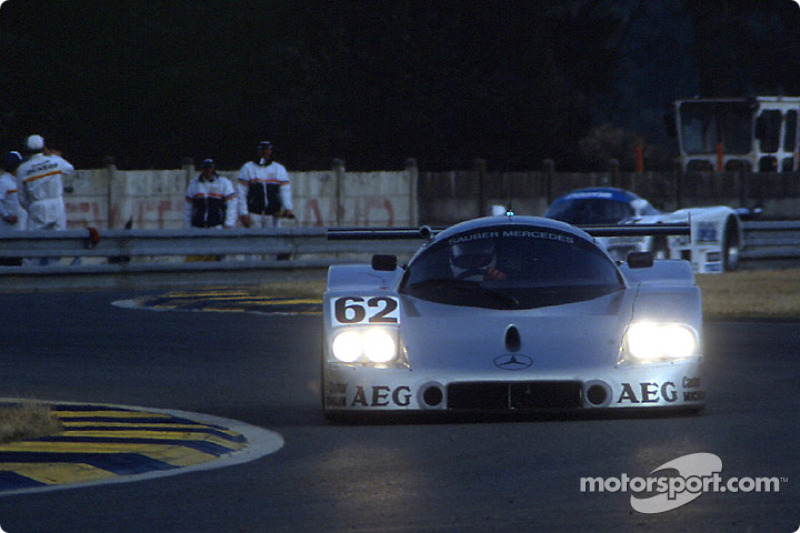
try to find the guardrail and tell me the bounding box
[741,220,800,260]
[0,227,426,291]
[0,221,796,291]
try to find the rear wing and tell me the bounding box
[578,224,690,237]
[327,224,690,240]
[327,227,435,240]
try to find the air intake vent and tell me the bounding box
[505,325,521,352]
[447,381,583,410]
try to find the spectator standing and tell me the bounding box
[15,134,73,231]
[237,141,294,228]
[184,159,237,229]
[0,151,25,266]
[0,151,26,231]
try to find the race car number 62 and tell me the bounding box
[333,296,400,325]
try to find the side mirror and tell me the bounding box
[372,254,398,271]
[627,251,654,269]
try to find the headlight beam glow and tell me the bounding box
[331,328,398,364]
[625,322,698,362]
[331,330,363,363]
[363,329,397,363]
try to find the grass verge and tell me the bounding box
[0,402,62,444]
[696,268,800,320]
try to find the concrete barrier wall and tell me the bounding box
[61,161,800,230]
[63,161,418,230]
[63,168,112,229]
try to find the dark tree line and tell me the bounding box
[1,0,799,172]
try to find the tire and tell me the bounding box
[320,332,328,418]
[722,218,741,272]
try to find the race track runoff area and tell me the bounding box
[0,288,299,494]
[0,404,246,492]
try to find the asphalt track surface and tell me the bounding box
[0,289,797,532]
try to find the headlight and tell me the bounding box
[623,322,698,362]
[331,330,363,363]
[331,328,398,364]
[363,329,397,363]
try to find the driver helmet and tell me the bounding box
[449,238,497,278]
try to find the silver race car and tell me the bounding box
[322,214,705,419]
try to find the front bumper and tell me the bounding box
[322,358,704,414]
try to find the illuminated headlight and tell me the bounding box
[363,329,397,363]
[624,322,698,362]
[331,328,398,364]
[331,330,363,363]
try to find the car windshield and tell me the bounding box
[399,224,624,309]
[545,196,635,225]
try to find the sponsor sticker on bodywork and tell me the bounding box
[332,296,400,325]
[616,380,706,404]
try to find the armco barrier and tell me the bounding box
[0,222,796,291]
[740,220,800,260]
[0,227,426,291]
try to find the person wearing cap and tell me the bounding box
[237,141,294,228]
[184,158,237,229]
[0,151,26,232]
[15,134,74,232]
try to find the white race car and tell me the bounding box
[322,214,704,420]
[544,187,743,273]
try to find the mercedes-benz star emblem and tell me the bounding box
[494,354,533,370]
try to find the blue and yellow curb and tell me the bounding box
[0,404,270,493]
[125,288,322,315]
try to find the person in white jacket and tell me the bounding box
[184,159,237,229]
[0,151,26,266]
[0,151,26,232]
[15,135,73,231]
[237,141,294,228]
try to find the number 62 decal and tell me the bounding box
[332,296,400,325]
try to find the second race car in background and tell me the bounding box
[544,187,744,273]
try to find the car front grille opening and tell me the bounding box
[447,381,583,411]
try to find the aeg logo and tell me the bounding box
[616,381,706,404]
[327,383,413,408]
[351,385,412,407]
[617,382,678,404]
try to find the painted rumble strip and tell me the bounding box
[0,403,284,496]
[114,288,322,315]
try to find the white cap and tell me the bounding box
[26,134,45,151]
